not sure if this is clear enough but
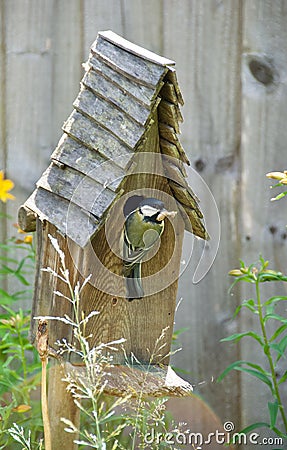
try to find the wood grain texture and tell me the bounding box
[3,0,55,306]
[66,363,192,397]
[75,113,185,365]
[37,163,116,218]
[74,87,145,147]
[120,0,164,57]
[163,0,243,426]
[94,36,168,88]
[63,110,133,164]
[2,0,287,433]
[82,68,151,124]
[83,0,124,60]
[51,135,125,191]
[50,0,83,150]
[0,1,7,283]
[88,51,158,106]
[99,30,174,66]
[48,363,80,450]
[240,0,287,429]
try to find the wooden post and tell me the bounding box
[48,362,80,450]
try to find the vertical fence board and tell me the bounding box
[121,0,163,54]
[240,0,287,430]
[0,2,7,248]
[5,0,54,206]
[50,0,83,148]
[3,0,84,304]
[83,0,124,59]
[4,0,55,304]
[163,0,243,427]
[0,2,6,171]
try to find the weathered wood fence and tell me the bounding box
[1,0,287,437]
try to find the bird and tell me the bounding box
[122,197,177,301]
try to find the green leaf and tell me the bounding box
[264,314,287,325]
[264,296,287,306]
[235,367,273,390]
[268,400,278,429]
[217,360,268,382]
[172,327,189,339]
[278,370,287,385]
[221,331,263,346]
[14,272,30,286]
[270,426,287,439]
[233,299,257,318]
[0,289,17,305]
[275,334,287,363]
[258,272,287,282]
[270,324,287,342]
[0,265,15,275]
[228,275,255,293]
[259,254,268,269]
[234,422,269,438]
[271,190,287,201]
[268,343,285,360]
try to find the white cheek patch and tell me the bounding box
[141,205,159,217]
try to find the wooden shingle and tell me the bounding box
[19,30,208,247]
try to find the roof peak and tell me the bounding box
[97,30,175,67]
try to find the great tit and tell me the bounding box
[123,197,176,301]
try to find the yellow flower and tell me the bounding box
[228,269,243,277]
[266,171,287,183]
[23,235,33,244]
[12,404,32,413]
[0,170,15,202]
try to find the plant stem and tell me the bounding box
[256,280,287,432]
[17,327,27,380]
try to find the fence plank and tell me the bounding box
[163,0,243,427]
[120,0,164,54]
[3,0,55,304]
[240,0,287,430]
[0,2,7,248]
[83,0,124,59]
[50,0,83,149]
[4,0,83,305]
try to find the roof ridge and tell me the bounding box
[98,30,175,67]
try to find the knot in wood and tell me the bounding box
[194,158,206,172]
[248,58,275,86]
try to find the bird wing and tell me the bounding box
[123,228,160,276]
[123,232,147,271]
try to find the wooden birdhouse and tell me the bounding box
[18,31,208,446]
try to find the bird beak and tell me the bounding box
[157,209,177,221]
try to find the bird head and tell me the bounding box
[138,198,177,222]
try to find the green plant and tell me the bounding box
[0,237,42,447]
[219,171,287,442]
[0,173,42,449]
[7,423,43,450]
[266,170,287,201]
[219,257,287,439]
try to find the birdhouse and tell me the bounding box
[18,30,208,445]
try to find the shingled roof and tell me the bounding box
[21,30,208,247]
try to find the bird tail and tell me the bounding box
[124,262,144,301]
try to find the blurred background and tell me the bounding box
[1,0,287,440]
